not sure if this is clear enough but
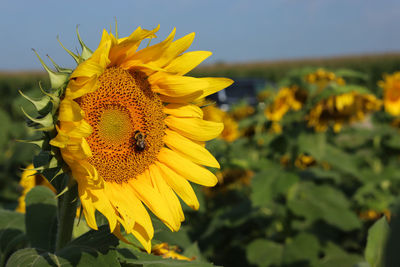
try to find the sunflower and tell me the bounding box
[264,86,304,122]
[16,164,56,213]
[294,153,316,170]
[307,91,381,132]
[305,68,345,90]
[379,72,400,116]
[202,104,239,142]
[49,25,233,252]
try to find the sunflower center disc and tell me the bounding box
[76,67,165,183]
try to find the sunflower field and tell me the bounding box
[1,34,400,267]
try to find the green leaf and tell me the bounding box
[282,233,319,265]
[385,205,400,267]
[246,239,283,267]
[0,209,27,266]
[287,182,361,231]
[251,167,299,207]
[365,217,389,267]
[25,186,57,251]
[5,248,70,267]
[117,249,216,266]
[246,234,320,267]
[319,242,363,267]
[0,109,11,149]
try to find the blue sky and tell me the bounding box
[1,0,399,70]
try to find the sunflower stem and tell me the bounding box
[55,181,78,251]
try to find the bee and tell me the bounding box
[133,130,146,152]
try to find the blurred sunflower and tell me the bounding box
[49,25,233,251]
[230,104,255,121]
[151,243,194,261]
[203,105,239,142]
[305,68,345,90]
[16,164,56,213]
[379,72,400,116]
[264,86,306,133]
[307,92,381,132]
[295,154,316,169]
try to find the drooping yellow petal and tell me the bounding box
[165,51,212,75]
[129,172,179,231]
[105,182,154,238]
[58,99,85,122]
[148,164,184,223]
[156,162,199,210]
[158,148,218,187]
[163,104,203,118]
[164,129,219,168]
[65,75,98,100]
[165,116,223,141]
[78,185,117,232]
[132,223,152,253]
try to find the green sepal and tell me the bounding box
[32,49,70,89]
[16,139,46,148]
[21,108,54,131]
[19,90,52,115]
[46,54,73,74]
[57,36,82,64]
[76,25,93,60]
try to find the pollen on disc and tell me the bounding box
[76,67,165,183]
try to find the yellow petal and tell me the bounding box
[120,28,176,68]
[163,104,203,118]
[165,51,212,75]
[105,182,153,238]
[164,129,219,168]
[132,223,152,253]
[165,116,223,141]
[79,184,117,232]
[155,162,199,210]
[148,164,184,224]
[58,99,84,122]
[158,148,218,187]
[194,77,234,101]
[149,74,208,97]
[110,25,160,66]
[149,32,195,68]
[65,75,98,99]
[159,91,203,104]
[129,172,179,231]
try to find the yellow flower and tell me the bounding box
[379,72,400,116]
[16,164,56,213]
[265,86,305,122]
[307,92,381,133]
[151,243,194,261]
[204,168,254,197]
[49,26,233,252]
[203,105,239,142]
[305,68,346,90]
[359,209,391,221]
[295,154,316,169]
[230,104,255,121]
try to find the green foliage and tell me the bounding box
[365,217,389,267]
[2,64,400,266]
[25,186,57,251]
